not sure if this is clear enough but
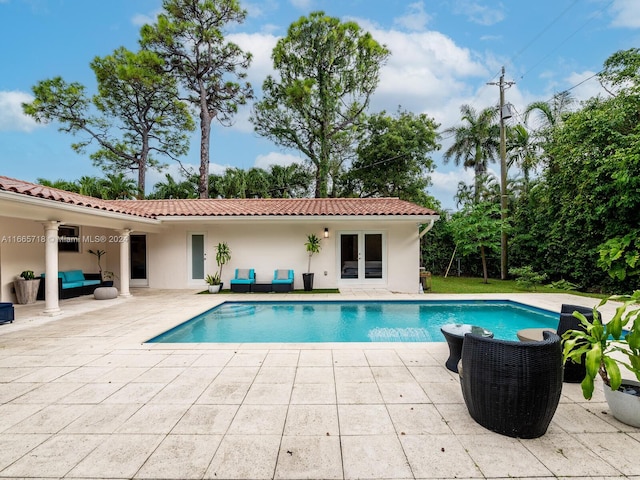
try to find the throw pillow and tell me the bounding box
[237,269,250,280]
[276,269,290,280]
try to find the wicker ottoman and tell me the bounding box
[94,287,118,300]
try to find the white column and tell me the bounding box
[119,229,131,297]
[42,221,61,316]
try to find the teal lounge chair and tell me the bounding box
[230,268,255,293]
[272,269,294,292]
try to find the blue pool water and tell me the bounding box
[147,300,558,343]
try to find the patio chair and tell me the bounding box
[230,268,255,293]
[459,330,563,439]
[272,269,294,292]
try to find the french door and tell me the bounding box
[339,232,384,282]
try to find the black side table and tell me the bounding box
[440,323,493,373]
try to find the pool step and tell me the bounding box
[211,304,261,318]
[367,327,435,342]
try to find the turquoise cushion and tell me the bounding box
[64,270,85,282]
[230,278,254,284]
[83,280,101,287]
[62,281,84,289]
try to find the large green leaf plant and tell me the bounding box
[562,290,640,399]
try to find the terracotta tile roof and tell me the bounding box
[0,176,438,218]
[0,176,154,218]
[112,198,438,217]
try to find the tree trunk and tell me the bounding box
[199,110,212,199]
[480,245,488,284]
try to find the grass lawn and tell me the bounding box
[429,275,607,298]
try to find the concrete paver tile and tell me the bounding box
[255,366,296,383]
[227,404,288,435]
[334,366,375,383]
[400,433,483,478]
[298,349,333,366]
[295,366,335,384]
[338,404,395,435]
[275,435,342,479]
[204,434,281,479]
[388,404,452,435]
[134,434,222,479]
[244,382,293,404]
[196,381,251,404]
[284,404,339,436]
[116,403,189,434]
[336,382,383,404]
[0,433,103,478]
[378,381,430,403]
[523,432,623,477]
[62,403,142,434]
[0,433,50,471]
[575,432,640,476]
[290,383,337,404]
[5,404,93,434]
[342,434,413,479]
[67,433,164,478]
[458,433,553,478]
[172,404,238,434]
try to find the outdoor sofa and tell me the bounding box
[36,270,102,300]
[0,303,14,324]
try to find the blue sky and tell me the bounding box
[1,0,638,210]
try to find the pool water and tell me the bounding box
[147,300,558,343]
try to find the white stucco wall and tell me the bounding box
[0,215,425,301]
[145,219,422,293]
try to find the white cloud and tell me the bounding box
[289,0,312,10]
[610,0,640,28]
[453,1,505,26]
[0,91,42,132]
[254,151,303,169]
[394,2,431,32]
[131,9,162,26]
[429,168,474,210]
[564,70,607,102]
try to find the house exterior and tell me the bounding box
[0,176,439,313]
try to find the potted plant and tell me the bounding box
[14,270,41,304]
[562,291,640,427]
[206,242,231,293]
[303,233,321,291]
[101,271,116,287]
[88,248,106,275]
[205,273,221,293]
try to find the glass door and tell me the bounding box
[130,234,148,287]
[189,233,206,284]
[339,232,384,281]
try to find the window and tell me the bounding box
[58,225,80,252]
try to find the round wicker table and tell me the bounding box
[440,323,493,373]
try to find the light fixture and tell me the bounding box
[324,227,329,238]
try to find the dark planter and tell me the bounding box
[102,281,114,287]
[302,273,314,291]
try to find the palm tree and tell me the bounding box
[507,124,539,194]
[37,178,80,193]
[77,176,105,198]
[443,105,500,203]
[268,164,311,198]
[101,173,137,200]
[149,173,196,199]
[524,91,574,130]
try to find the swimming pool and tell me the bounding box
[147,300,558,343]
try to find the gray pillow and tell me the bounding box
[276,269,290,280]
[237,268,250,280]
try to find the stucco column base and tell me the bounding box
[41,308,62,317]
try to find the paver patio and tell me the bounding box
[0,289,637,479]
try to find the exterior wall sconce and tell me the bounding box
[324,227,329,238]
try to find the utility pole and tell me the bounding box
[488,66,515,280]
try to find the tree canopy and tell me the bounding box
[23,48,194,198]
[251,11,390,197]
[141,0,253,198]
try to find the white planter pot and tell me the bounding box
[14,278,41,304]
[603,379,640,427]
[208,285,221,294]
